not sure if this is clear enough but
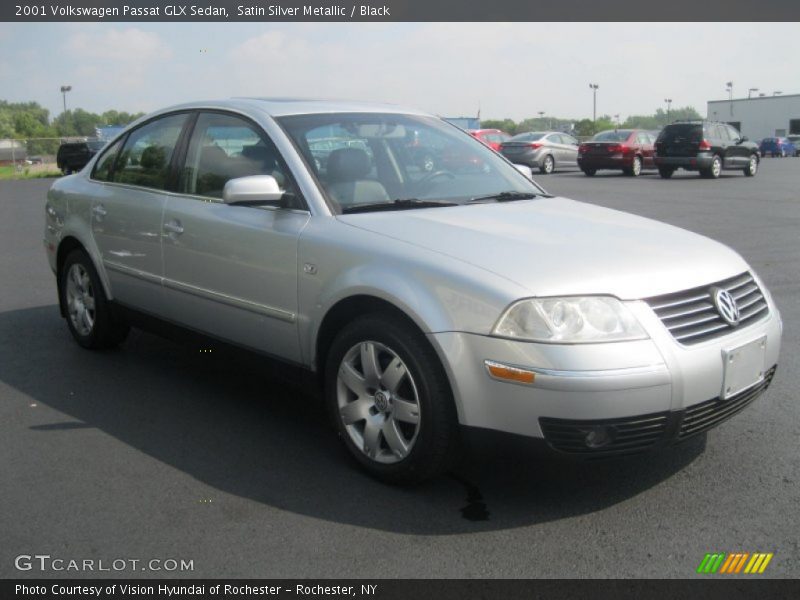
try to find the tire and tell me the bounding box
[743,153,758,177]
[324,313,460,484]
[582,168,596,177]
[539,154,555,175]
[658,166,675,179]
[624,156,643,177]
[59,249,129,349]
[700,154,722,179]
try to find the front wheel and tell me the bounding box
[624,156,643,177]
[59,249,129,349]
[743,154,758,177]
[539,154,555,175]
[324,313,460,484]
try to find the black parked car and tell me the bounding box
[56,140,106,175]
[654,121,759,179]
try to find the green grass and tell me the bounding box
[0,165,62,180]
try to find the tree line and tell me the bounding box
[481,105,703,137]
[0,100,144,154]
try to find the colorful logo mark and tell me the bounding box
[697,552,773,574]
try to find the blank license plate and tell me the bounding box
[722,336,767,399]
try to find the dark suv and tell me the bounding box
[56,140,107,175]
[654,121,759,179]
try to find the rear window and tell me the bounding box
[592,130,632,142]
[509,132,545,142]
[658,124,703,143]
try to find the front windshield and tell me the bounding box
[592,130,632,142]
[277,113,545,213]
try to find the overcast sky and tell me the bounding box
[1,22,798,122]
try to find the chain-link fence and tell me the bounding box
[0,137,92,179]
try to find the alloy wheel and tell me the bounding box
[336,341,421,464]
[65,263,96,337]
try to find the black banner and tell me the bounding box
[4,580,800,600]
[3,0,800,22]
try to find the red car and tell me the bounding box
[469,129,512,151]
[577,129,658,177]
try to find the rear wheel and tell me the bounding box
[581,168,596,177]
[60,249,129,349]
[658,166,675,179]
[743,153,758,177]
[324,313,460,484]
[700,154,722,179]
[540,155,554,175]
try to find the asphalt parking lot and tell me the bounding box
[1,160,798,579]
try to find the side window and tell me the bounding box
[562,134,578,146]
[181,112,297,200]
[726,125,741,141]
[712,124,728,141]
[92,138,124,182]
[113,113,188,190]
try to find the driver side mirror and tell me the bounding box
[739,135,749,143]
[223,175,288,207]
[514,164,533,179]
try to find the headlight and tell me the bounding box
[493,296,647,343]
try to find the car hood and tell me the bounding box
[338,197,749,299]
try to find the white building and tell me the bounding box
[707,94,800,140]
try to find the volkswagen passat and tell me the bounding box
[44,99,782,483]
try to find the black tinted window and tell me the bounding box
[659,124,703,143]
[113,114,188,190]
[92,138,123,182]
[181,112,296,199]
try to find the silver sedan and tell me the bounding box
[44,99,781,483]
[499,131,580,174]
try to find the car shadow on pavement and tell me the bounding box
[1,305,706,535]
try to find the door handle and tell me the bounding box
[163,220,184,235]
[92,205,107,218]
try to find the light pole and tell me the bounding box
[725,81,733,116]
[589,83,599,125]
[613,114,620,128]
[748,87,758,99]
[60,85,72,116]
[664,98,672,121]
[774,91,783,96]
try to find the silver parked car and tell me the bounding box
[499,131,580,174]
[45,99,782,483]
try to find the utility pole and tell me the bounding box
[664,98,672,121]
[748,87,758,99]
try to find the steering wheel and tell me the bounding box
[415,170,456,192]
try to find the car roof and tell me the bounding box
[141,97,431,121]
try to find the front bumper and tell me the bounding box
[429,300,782,455]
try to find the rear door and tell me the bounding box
[160,110,310,362]
[90,112,190,313]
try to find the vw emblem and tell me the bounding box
[374,391,389,412]
[711,287,740,326]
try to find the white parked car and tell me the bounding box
[44,99,782,483]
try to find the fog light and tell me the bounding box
[585,426,615,449]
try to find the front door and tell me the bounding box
[160,111,310,363]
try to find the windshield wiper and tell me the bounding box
[467,191,546,204]
[341,198,457,214]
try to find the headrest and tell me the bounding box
[326,148,371,182]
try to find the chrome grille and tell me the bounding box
[678,366,776,439]
[645,272,769,345]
